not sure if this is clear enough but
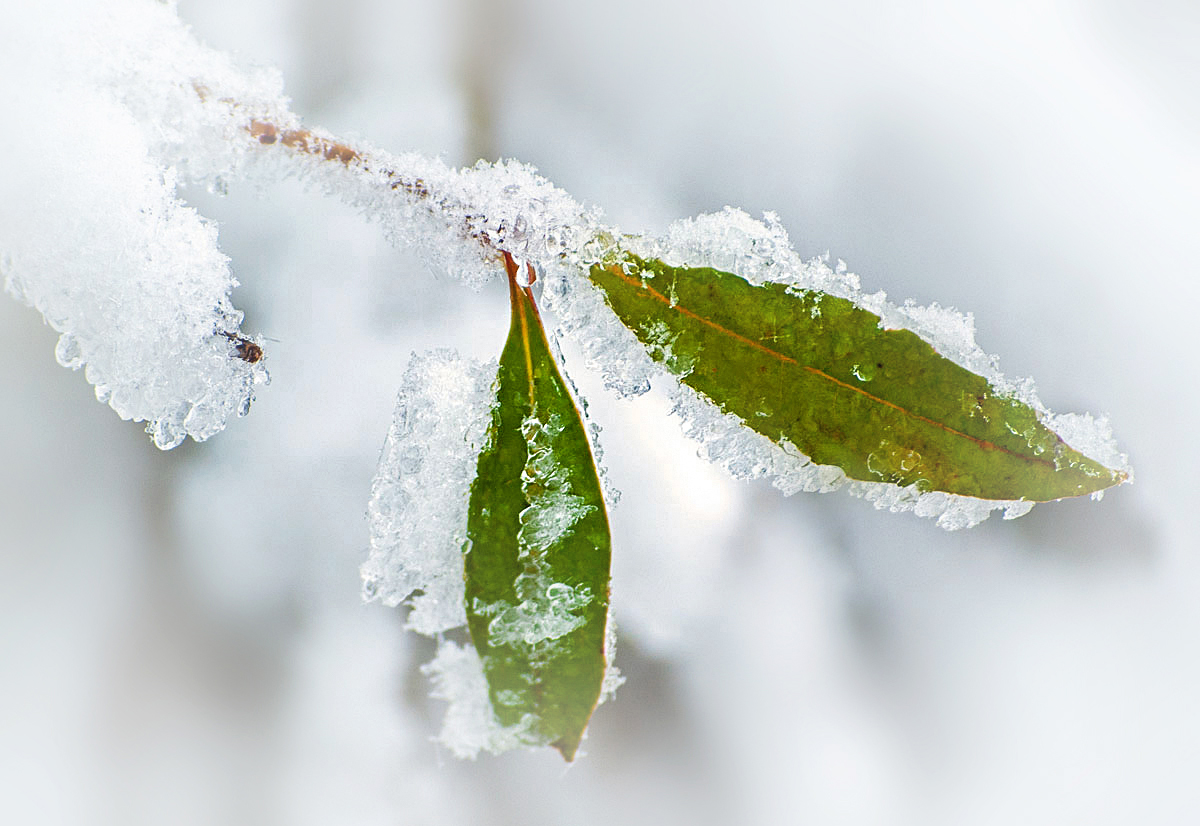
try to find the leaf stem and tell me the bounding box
[504,252,537,407]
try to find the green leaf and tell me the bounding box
[464,255,612,761]
[590,255,1125,502]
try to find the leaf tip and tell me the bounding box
[552,733,583,762]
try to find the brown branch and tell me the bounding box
[245,118,494,257]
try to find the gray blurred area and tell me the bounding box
[2,0,1198,823]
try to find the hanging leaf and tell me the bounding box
[590,255,1125,502]
[463,254,613,761]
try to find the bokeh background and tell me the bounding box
[2,0,1198,823]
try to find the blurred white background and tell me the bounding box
[2,0,1198,823]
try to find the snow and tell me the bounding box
[423,610,617,758]
[517,413,598,555]
[0,87,267,448]
[2,0,599,447]
[0,0,276,448]
[247,144,602,290]
[1044,412,1131,480]
[478,411,602,651]
[362,350,495,635]
[474,582,593,648]
[2,0,1118,522]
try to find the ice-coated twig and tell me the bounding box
[191,83,607,290]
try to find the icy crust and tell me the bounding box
[6,0,602,447]
[8,0,602,446]
[362,351,496,635]
[30,0,604,293]
[547,329,623,508]
[541,207,1129,529]
[475,582,592,649]
[1043,412,1131,491]
[421,641,543,759]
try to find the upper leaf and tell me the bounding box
[590,255,1125,502]
[464,255,613,761]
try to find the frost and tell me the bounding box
[543,207,1128,529]
[362,351,496,635]
[467,412,600,648]
[517,491,593,554]
[4,0,1126,499]
[72,1,601,293]
[548,328,623,507]
[599,616,626,703]
[251,142,603,290]
[422,625,621,760]
[3,0,608,447]
[518,413,596,551]
[542,260,659,399]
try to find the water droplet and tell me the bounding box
[362,577,380,600]
[850,362,875,382]
[150,417,186,450]
[54,334,82,369]
[546,582,573,602]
